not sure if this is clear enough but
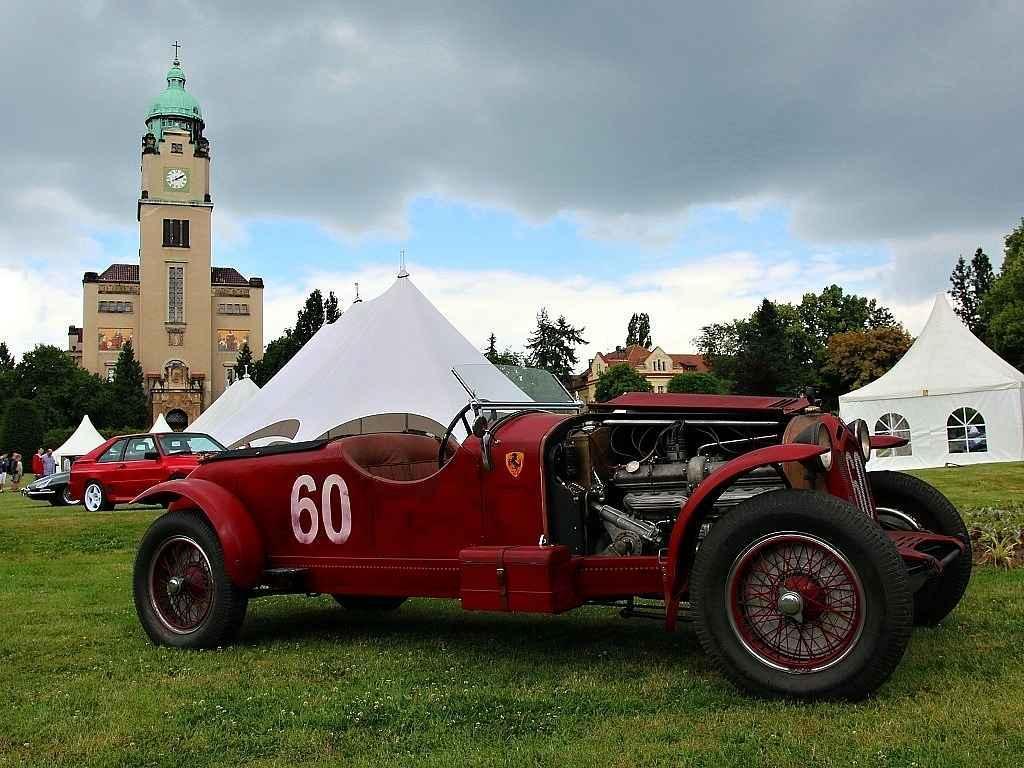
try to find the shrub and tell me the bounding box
[595,364,653,402]
[963,506,1024,568]
[666,371,729,394]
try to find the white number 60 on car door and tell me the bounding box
[290,474,352,544]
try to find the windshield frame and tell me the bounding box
[156,432,226,456]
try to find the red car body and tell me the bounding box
[132,393,970,699]
[71,432,222,511]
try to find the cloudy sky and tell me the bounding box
[1,1,1021,362]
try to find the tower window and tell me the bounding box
[171,143,183,154]
[168,265,185,323]
[162,219,190,248]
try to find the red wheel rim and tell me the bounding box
[148,535,214,634]
[727,533,865,673]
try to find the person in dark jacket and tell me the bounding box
[0,453,8,492]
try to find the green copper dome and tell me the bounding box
[145,59,204,141]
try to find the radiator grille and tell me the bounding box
[844,450,873,516]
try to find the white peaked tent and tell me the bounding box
[54,415,105,471]
[219,274,530,448]
[187,375,260,443]
[840,293,1024,469]
[150,413,173,434]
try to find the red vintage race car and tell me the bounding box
[71,432,225,512]
[131,391,970,699]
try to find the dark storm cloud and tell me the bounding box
[1,2,1020,279]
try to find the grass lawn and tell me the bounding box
[909,462,1024,509]
[2,468,1023,767]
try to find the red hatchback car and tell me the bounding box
[70,432,224,512]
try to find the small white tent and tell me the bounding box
[219,275,529,448]
[150,413,173,434]
[840,293,1024,469]
[54,415,105,471]
[187,375,260,443]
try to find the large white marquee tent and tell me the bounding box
[840,293,1024,470]
[218,274,530,448]
[187,374,260,443]
[54,415,105,471]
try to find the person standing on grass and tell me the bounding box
[32,449,43,477]
[0,452,8,492]
[41,448,55,477]
[10,453,22,490]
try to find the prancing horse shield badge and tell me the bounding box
[505,451,525,478]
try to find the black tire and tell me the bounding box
[690,489,912,700]
[48,485,75,507]
[83,481,113,512]
[133,511,248,648]
[870,470,972,626]
[332,595,407,612]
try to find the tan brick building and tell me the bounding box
[70,54,263,429]
[572,345,709,403]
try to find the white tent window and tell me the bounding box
[874,412,912,457]
[947,407,988,454]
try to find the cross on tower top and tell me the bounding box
[172,40,181,63]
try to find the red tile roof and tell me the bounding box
[211,266,249,285]
[92,264,253,286]
[598,344,651,366]
[98,264,139,282]
[669,354,709,372]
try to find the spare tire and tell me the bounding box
[869,470,971,626]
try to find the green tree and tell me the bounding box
[951,248,996,338]
[595,363,653,402]
[626,313,652,348]
[796,284,895,348]
[731,299,814,396]
[982,219,1024,370]
[483,333,523,366]
[821,326,913,394]
[666,371,729,394]
[0,342,14,372]
[12,345,112,429]
[1,397,45,464]
[110,340,149,430]
[324,291,342,324]
[293,289,326,345]
[233,342,255,380]
[525,309,587,383]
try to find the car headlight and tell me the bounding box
[850,419,871,463]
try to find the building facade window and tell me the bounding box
[98,300,133,313]
[162,219,190,248]
[225,366,237,387]
[217,303,250,315]
[105,364,116,382]
[217,329,249,352]
[874,412,913,457]
[98,328,133,351]
[947,407,987,454]
[167,265,184,323]
[170,143,183,154]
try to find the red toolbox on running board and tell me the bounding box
[459,545,581,613]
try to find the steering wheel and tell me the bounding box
[438,405,473,469]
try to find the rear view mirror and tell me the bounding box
[144,451,160,461]
[472,415,489,439]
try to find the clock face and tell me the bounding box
[165,168,189,190]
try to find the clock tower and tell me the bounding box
[138,53,213,424]
[73,51,264,430]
